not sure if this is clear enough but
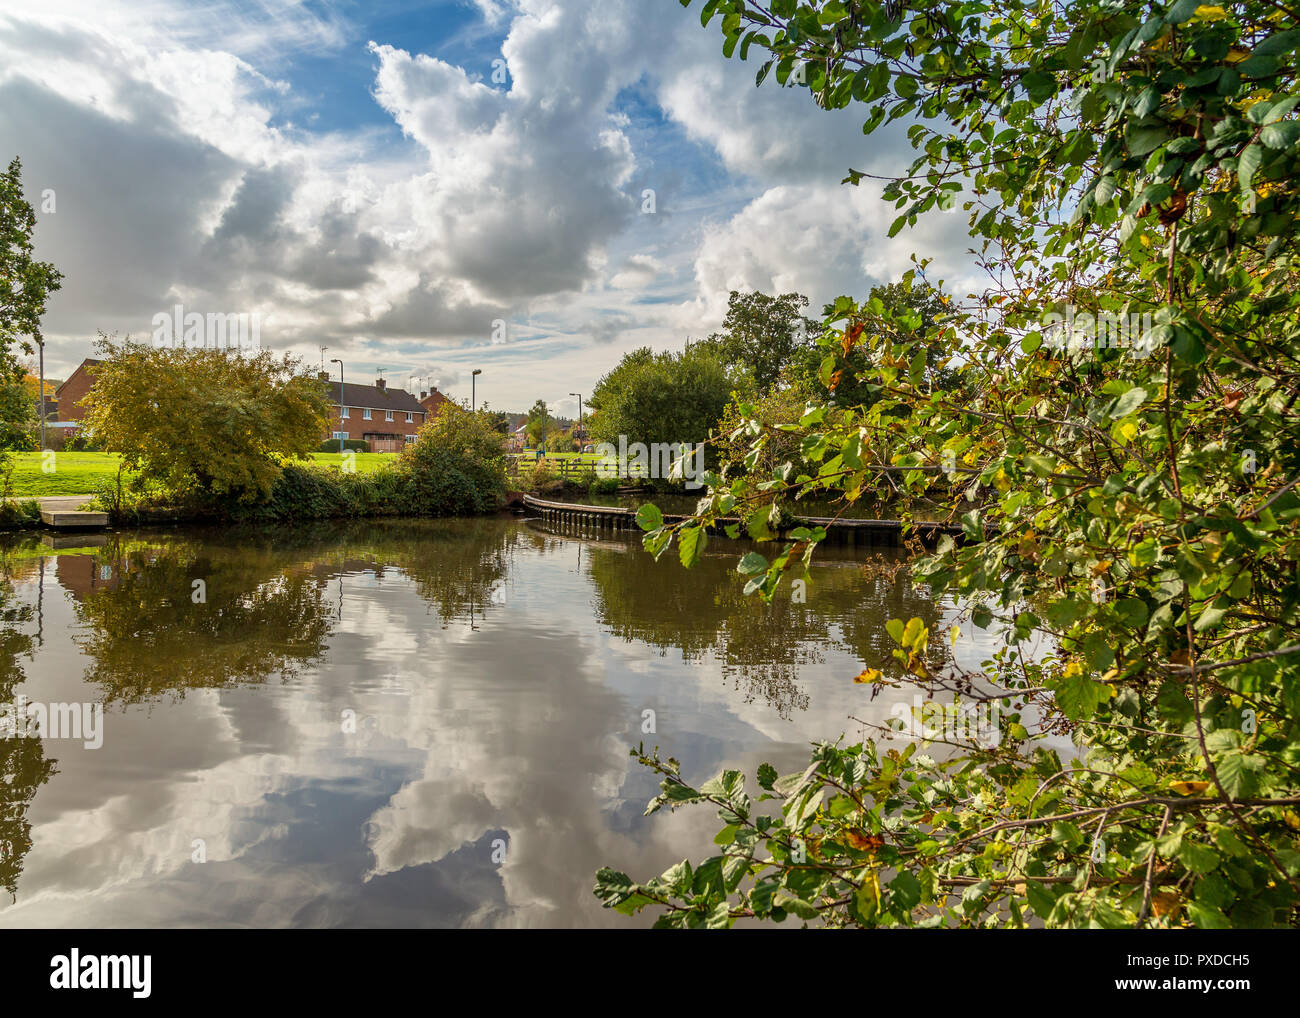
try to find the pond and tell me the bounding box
[0,516,998,928]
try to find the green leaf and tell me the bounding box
[1051,670,1115,720]
[1238,144,1263,194]
[678,524,707,568]
[1109,384,1147,419]
[635,503,664,532]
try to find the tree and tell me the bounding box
[83,337,330,500]
[698,290,818,392]
[0,158,62,455]
[587,345,740,454]
[525,399,552,448]
[546,427,578,453]
[597,0,1300,929]
[0,376,35,451]
[478,403,510,436]
[399,402,507,514]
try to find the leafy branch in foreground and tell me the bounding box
[596,0,1300,928]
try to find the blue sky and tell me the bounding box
[0,0,977,415]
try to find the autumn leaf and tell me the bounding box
[1151,890,1180,919]
[844,829,885,852]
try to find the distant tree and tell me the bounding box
[83,337,331,500]
[525,399,551,447]
[546,427,578,453]
[698,290,819,392]
[478,403,510,435]
[587,345,739,452]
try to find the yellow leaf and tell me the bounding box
[844,829,885,852]
[854,668,884,684]
[1193,5,1228,22]
[1169,780,1211,796]
[1152,890,1180,918]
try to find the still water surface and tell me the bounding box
[0,517,991,927]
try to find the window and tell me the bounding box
[331,431,347,441]
[363,408,372,420]
[385,410,394,421]
[405,412,413,423]
[340,406,349,419]
[404,434,416,443]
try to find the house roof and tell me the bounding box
[329,381,425,413]
[419,389,451,412]
[53,358,102,397]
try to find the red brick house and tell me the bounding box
[327,379,430,453]
[419,387,451,418]
[52,358,102,429]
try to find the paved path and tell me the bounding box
[5,495,94,512]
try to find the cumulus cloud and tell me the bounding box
[0,0,973,407]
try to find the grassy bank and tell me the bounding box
[3,450,399,497]
[4,451,128,496]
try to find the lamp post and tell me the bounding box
[471,368,482,411]
[569,392,582,449]
[329,358,344,453]
[38,338,45,452]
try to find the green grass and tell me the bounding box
[4,451,126,497]
[307,452,398,473]
[2,450,401,497]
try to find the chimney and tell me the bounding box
[419,390,427,400]
[376,378,386,390]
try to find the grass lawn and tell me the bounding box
[4,451,126,497]
[3,450,401,497]
[307,452,398,473]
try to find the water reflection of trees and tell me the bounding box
[66,520,517,703]
[0,569,55,899]
[68,538,336,703]
[580,534,950,719]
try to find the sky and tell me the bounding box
[0,0,981,418]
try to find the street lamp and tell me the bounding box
[569,392,583,448]
[471,368,482,411]
[329,358,344,454]
[38,337,46,452]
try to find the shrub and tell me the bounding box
[234,463,403,522]
[317,438,369,453]
[398,403,506,511]
[516,457,563,493]
[0,498,39,529]
[66,429,104,452]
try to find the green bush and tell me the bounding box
[235,464,401,522]
[396,448,491,516]
[0,498,40,529]
[398,403,507,511]
[317,438,369,453]
[66,429,103,452]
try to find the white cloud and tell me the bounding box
[0,0,976,409]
